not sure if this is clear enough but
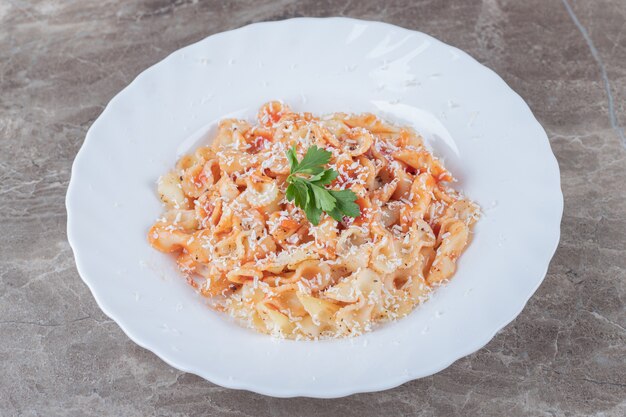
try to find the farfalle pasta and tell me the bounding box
[148,101,479,339]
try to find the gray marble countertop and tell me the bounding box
[1,1,625,416]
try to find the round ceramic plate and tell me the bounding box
[66,18,563,398]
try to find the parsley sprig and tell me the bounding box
[285,145,360,225]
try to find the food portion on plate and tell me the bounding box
[148,101,479,340]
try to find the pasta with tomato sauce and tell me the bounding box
[148,101,479,339]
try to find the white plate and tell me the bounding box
[66,17,563,398]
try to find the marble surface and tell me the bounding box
[1,0,625,415]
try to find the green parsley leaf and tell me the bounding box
[329,189,361,218]
[293,145,332,174]
[289,178,309,209]
[327,207,345,223]
[285,145,360,225]
[286,146,299,172]
[285,183,295,202]
[309,169,339,185]
[304,187,323,225]
[311,184,336,212]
